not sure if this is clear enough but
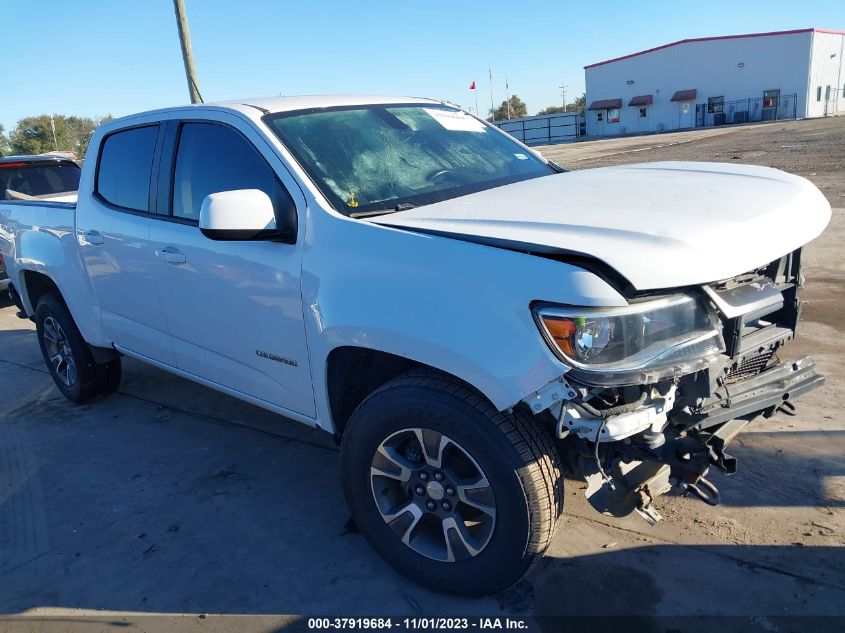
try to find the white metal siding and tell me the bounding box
[807,31,845,117]
[585,31,814,136]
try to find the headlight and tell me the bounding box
[534,294,724,381]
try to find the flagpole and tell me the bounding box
[488,67,495,120]
[505,77,511,119]
[474,80,479,117]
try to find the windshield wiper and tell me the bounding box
[350,203,416,219]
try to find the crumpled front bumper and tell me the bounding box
[675,355,824,430]
[575,355,824,524]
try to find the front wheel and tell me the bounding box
[341,370,563,596]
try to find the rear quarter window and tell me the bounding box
[96,125,159,212]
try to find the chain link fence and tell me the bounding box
[695,93,798,127]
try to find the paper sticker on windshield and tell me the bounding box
[423,108,486,133]
[514,153,529,160]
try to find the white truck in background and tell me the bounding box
[0,95,831,595]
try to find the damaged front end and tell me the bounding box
[525,249,824,524]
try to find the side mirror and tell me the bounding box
[199,189,281,241]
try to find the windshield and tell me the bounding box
[264,104,553,216]
[0,161,81,199]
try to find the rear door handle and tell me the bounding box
[156,246,187,265]
[79,230,104,246]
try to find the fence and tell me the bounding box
[493,112,581,146]
[823,87,845,116]
[695,93,798,127]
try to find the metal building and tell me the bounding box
[585,28,845,137]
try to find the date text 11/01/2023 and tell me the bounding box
[306,617,529,630]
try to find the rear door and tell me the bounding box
[149,112,315,417]
[76,118,176,365]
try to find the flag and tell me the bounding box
[505,78,509,91]
[469,80,476,90]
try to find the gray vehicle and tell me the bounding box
[0,155,82,294]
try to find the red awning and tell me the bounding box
[628,94,653,106]
[588,98,622,110]
[671,89,697,102]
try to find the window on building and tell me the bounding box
[639,107,647,118]
[596,111,604,122]
[96,125,159,212]
[825,86,831,101]
[817,86,822,102]
[707,96,724,114]
[763,90,780,108]
[607,108,620,123]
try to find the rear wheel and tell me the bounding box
[35,294,121,403]
[341,369,563,596]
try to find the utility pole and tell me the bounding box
[49,115,59,151]
[173,0,203,104]
[559,83,567,110]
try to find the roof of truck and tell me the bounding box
[99,95,453,131]
[213,94,441,114]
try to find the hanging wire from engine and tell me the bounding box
[594,417,615,491]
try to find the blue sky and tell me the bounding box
[2,0,842,131]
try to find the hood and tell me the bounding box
[373,162,831,290]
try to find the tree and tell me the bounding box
[536,105,567,115]
[571,92,586,115]
[488,95,528,121]
[0,124,10,156]
[537,93,586,116]
[67,115,112,158]
[8,114,112,159]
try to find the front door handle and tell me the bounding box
[79,230,104,246]
[156,246,187,265]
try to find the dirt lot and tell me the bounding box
[1,119,844,627]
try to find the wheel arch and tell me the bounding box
[19,268,63,315]
[326,346,492,440]
[21,268,119,364]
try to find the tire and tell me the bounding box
[341,369,563,596]
[35,293,122,403]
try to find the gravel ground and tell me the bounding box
[541,117,845,201]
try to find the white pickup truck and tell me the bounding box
[0,95,831,595]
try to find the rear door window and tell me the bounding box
[96,125,159,212]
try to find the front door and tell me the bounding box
[637,106,650,133]
[76,121,176,365]
[762,90,780,120]
[149,116,315,417]
[678,102,693,129]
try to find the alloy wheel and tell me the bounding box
[370,427,496,562]
[42,316,77,387]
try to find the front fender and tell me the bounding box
[303,208,627,430]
